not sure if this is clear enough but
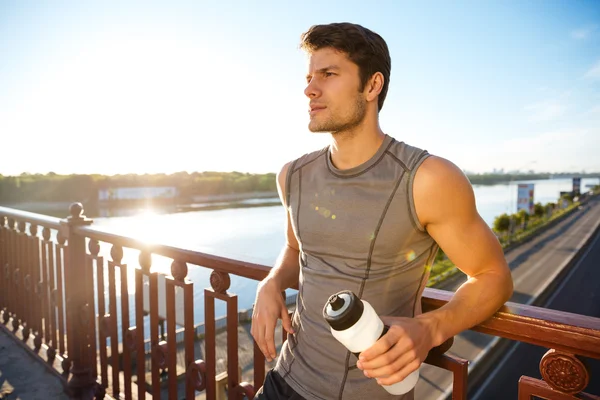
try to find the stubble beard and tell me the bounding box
[308,95,367,137]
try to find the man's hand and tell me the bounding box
[356,316,436,386]
[251,278,294,362]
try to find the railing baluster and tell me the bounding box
[30,224,43,351]
[134,259,147,399]
[21,221,30,337]
[227,292,239,397]
[424,345,468,400]
[97,249,109,390]
[41,227,53,360]
[149,270,161,399]
[2,218,7,323]
[86,240,101,383]
[55,232,68,371]
[19,221,31,340]
[0,217,5,319]
[165,260,195,399]
[207,270,242,398]
[28,226,37,345]
[12,219,22,332]
[46,237,58,363]
[21,222,32,341]
[7,219,16,327]
[6,219,13,325]
[113,244,133,400]
[183,279,196,400]
[2,220,12,325]
[45,230,58,362]
[1,217,8,324]
[107,256,120,396]
[253,341,265,392]
[205,289,216,400]
[30,227,40,345]
[11,221,19,330]
[166,274,178,399]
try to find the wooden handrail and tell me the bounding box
[423,287,600,359]
[0,206,61,230]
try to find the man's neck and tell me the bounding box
[329,125,386,171]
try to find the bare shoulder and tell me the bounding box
[413,155,476,228]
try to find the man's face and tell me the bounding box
[305,47,367,134]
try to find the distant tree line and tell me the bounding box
[0,171,597,204]
[466,172,599,186]
[0,171,277,203]
[491,189,598,244]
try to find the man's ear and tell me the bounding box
[365,72,384,103]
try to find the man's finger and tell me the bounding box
[358,336,412,370]
[359,328,401,361]
[252,314,274,361]
[256,326,273,361]
[264,328,276,360]
[376,359,421,386]
[365,347,417,379]
[281,305,294,334]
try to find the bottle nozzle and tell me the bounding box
[329,294,345,311]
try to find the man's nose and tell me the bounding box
[304,78,321,98]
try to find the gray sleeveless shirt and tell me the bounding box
[274,134,439,400]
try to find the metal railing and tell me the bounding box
[0,203,598,399]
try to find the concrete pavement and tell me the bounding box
[0,326,70,400]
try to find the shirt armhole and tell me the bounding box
[284,158,300,208]
[408,151,431,232]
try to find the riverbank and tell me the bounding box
[0,191,280,218]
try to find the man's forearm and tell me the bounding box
[265,244,301,290]
[417,269,513,347]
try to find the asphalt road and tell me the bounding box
[414,197,600,400]
[471,207,600,399]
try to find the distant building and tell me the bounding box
[98,186,178,202]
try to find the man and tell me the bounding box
[251,22,513,399]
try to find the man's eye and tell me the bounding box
[324,72,334,77]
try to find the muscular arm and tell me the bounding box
[413,156,513,346]
[251,161,301,361]
[358,156,513,385]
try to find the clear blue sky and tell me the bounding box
[1,1,599,175]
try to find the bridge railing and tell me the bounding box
[0,204,598,399]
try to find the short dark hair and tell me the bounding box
[300,22,391,111]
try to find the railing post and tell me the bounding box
[60,202,95,399]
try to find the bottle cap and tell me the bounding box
[323,290,364,331]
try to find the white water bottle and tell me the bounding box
[323,290,420,395]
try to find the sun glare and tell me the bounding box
[138,208,157,218]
